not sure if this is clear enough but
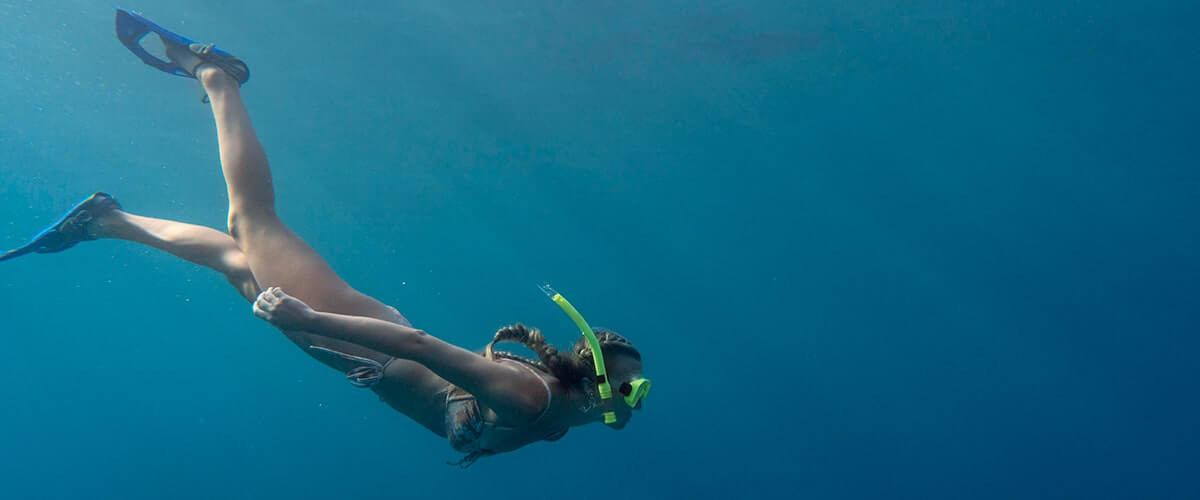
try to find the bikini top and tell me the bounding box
[310,345,568,467]
[445,359,568,467]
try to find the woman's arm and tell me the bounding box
[253,287,547,421]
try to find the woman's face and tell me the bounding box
[605,354,644,429]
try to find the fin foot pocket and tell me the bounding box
[0,192,121,263]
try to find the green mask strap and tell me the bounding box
[539,284,617,425]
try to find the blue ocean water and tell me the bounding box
[2,0,1197,498]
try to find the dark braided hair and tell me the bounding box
[485,324,640,387]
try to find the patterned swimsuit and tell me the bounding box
[444,359,567,466]
[314,345,567,467]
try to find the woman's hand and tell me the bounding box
[253,286,316,331]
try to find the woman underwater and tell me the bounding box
[1,10,649,467]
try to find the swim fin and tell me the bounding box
[115,8,250,85]
[0,192,121,263]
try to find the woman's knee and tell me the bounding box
[220,250,260,301]
[226,210,243,239]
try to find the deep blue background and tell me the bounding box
[2,1,1197,498]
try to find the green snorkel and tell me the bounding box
[539,284,620,426]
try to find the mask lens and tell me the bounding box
[622,378,651,408]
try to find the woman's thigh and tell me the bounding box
[232,212,415,369]
[233,212,400,322]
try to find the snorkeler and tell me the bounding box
[1,9,649,467]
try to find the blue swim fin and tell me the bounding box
[115,8,249,85]
[0,193,121,263]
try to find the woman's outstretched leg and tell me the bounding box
[195,67,403,324]
[0,193,257,300]
[89,208,260,301]
[186,65,436,380]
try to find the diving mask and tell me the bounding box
[619,378,651,408]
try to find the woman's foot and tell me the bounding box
[162,37,250,85]
[85,206,137,240]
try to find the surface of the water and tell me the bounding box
[2,1,1197,499]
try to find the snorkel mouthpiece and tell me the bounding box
[539,284,618,425]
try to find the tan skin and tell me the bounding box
[83,62,642,452]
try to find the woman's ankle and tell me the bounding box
[198,65,237,92]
